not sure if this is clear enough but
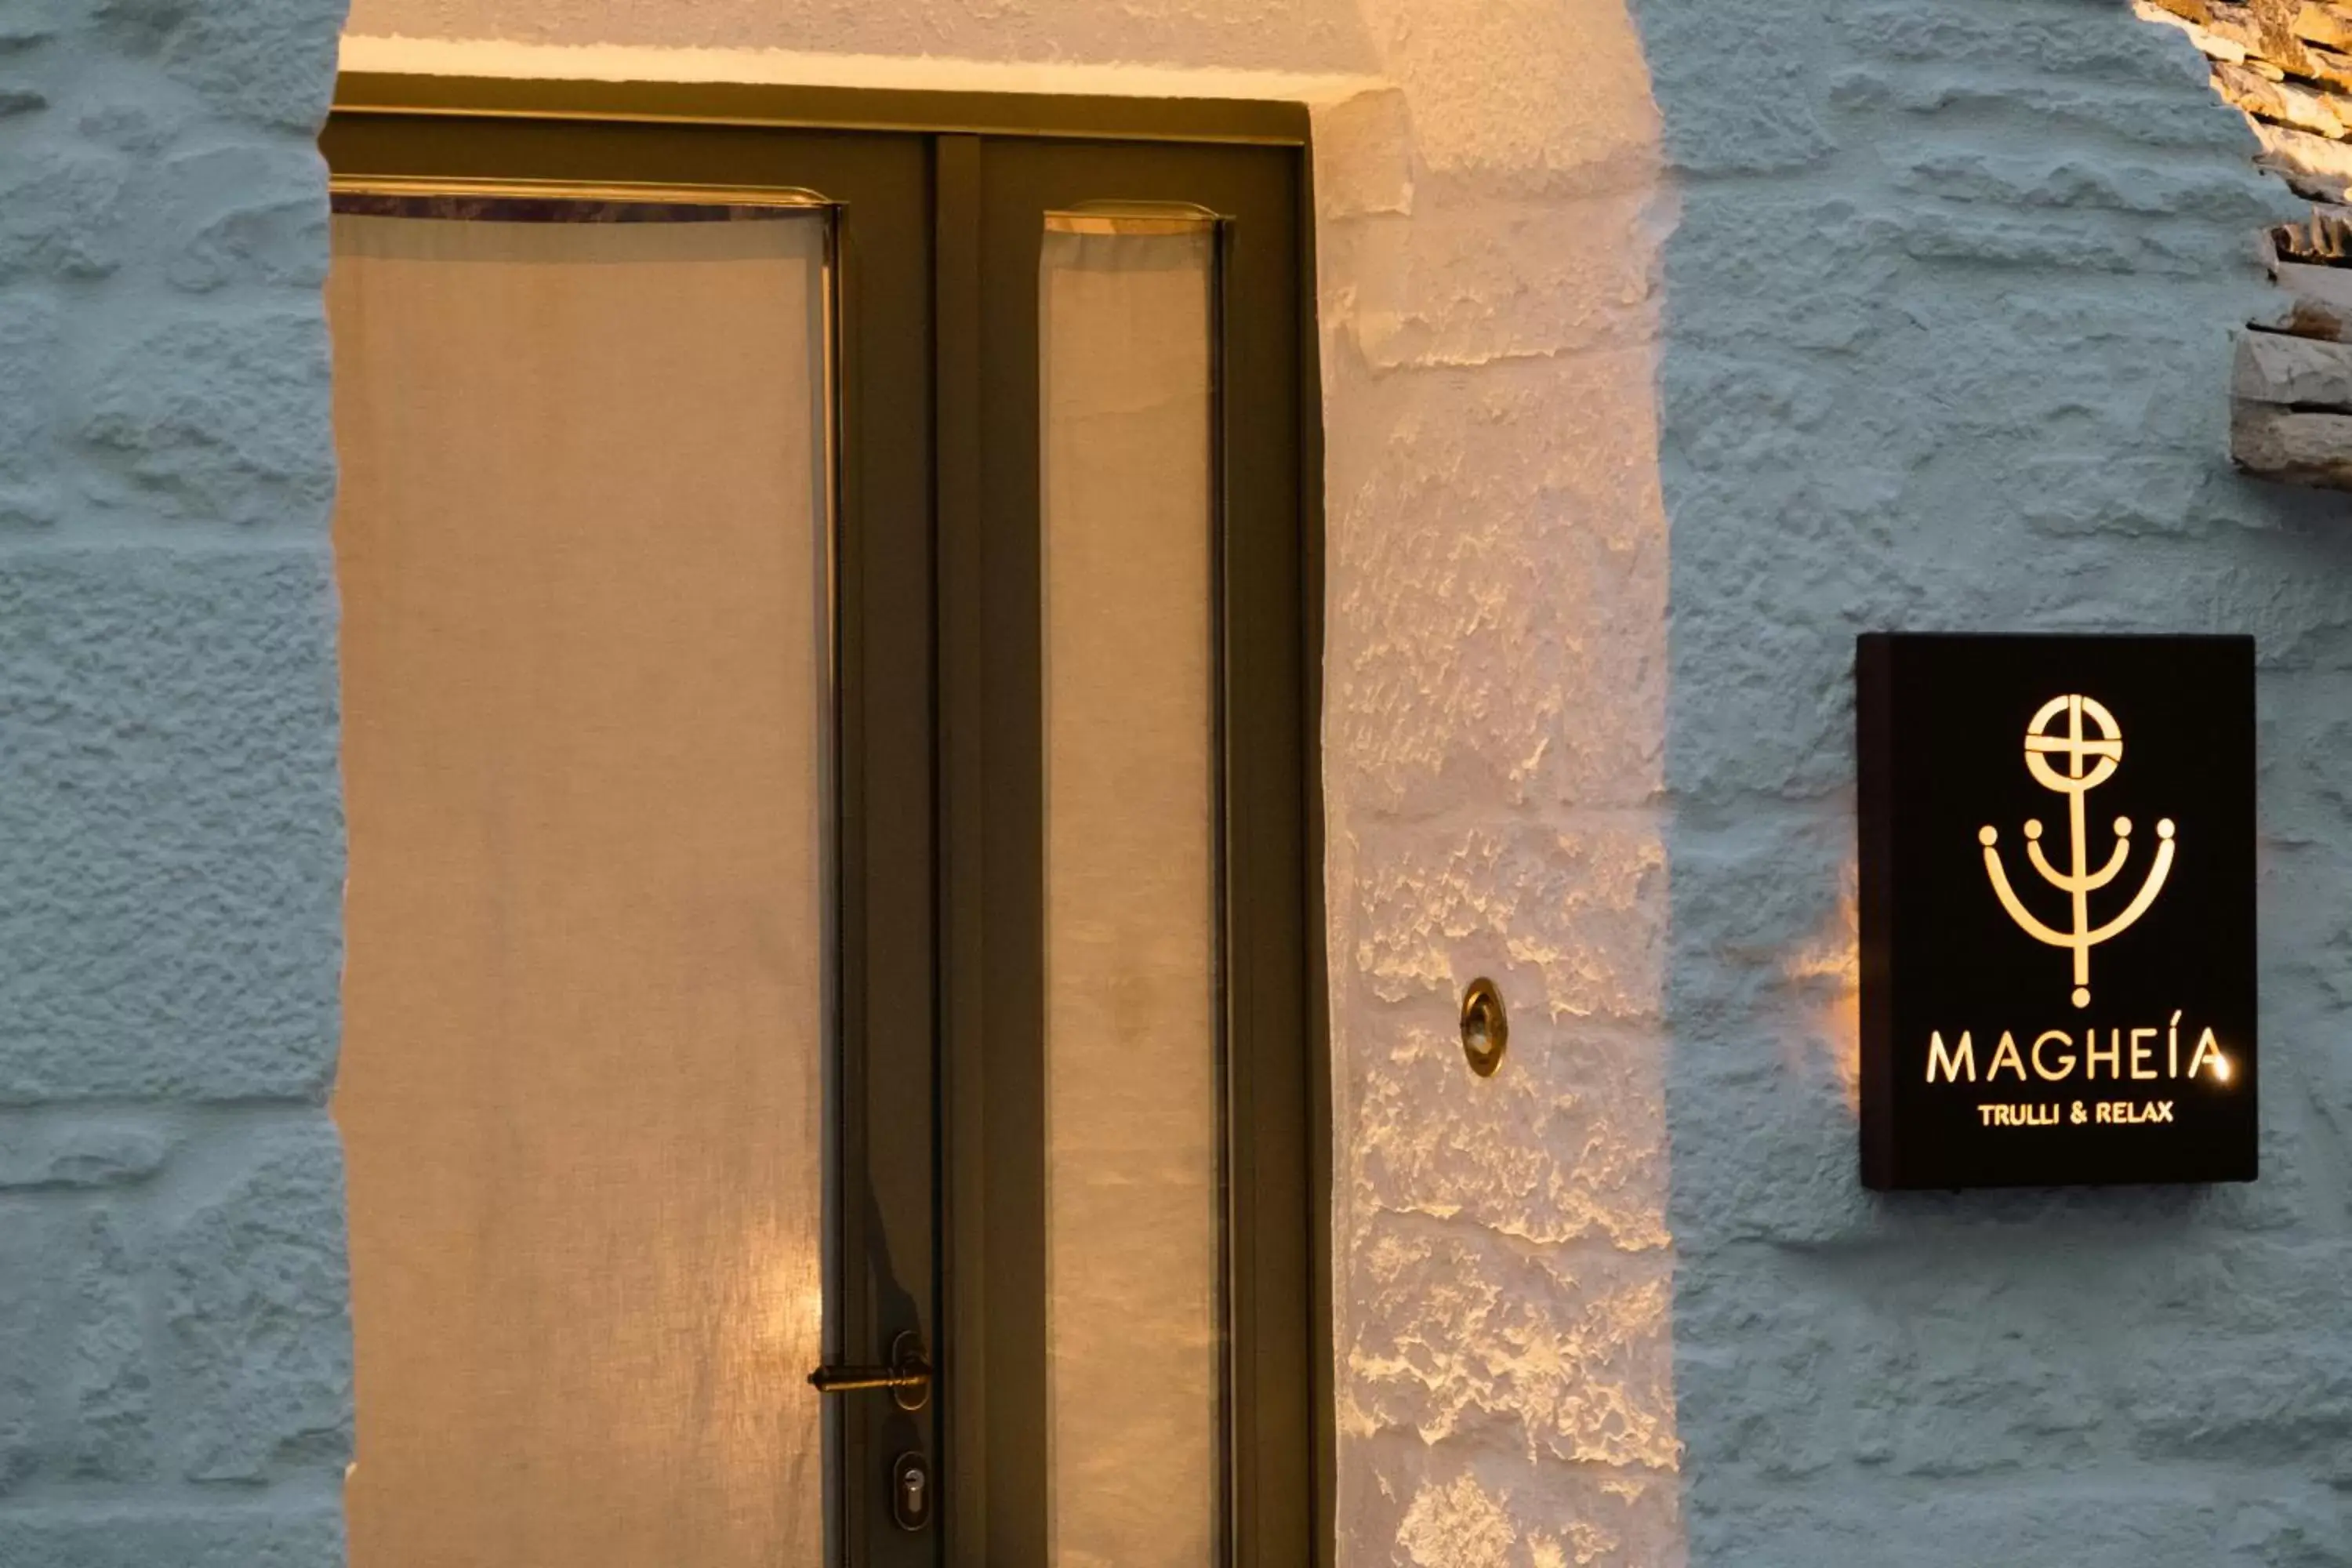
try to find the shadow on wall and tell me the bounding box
[1632,0,2352,1562]
[1308,8,1685,1567]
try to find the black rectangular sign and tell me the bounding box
[1857,633,2257,1189]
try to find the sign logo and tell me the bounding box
[1977,694,2175,1011]
[1857,634,2256,1190]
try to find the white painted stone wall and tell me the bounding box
[12,0,2346,1560]
[0,0,352,1561]
[1306,9,1680,1563]
[1635,2,2352,1561]
[338,2,1688,1560]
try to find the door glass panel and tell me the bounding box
[328,197,832,1568]
[1039,212,1222,1568]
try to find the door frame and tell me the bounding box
[324,77,1333,1567]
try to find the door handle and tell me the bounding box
[808,1329,931,1411]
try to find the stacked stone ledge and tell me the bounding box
[2141,0,2352,486]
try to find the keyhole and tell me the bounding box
[891,1451,932,1532]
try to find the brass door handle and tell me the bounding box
[809,1330,931,1411]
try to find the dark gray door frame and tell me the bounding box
[324,78,1332,1567]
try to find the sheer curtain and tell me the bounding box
[329,204,830,1568]
[1040,216,1222,1568]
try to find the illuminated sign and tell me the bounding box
[1857,634,2256,1189]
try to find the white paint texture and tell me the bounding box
[0,0,352,1563]
[14,0,2352,1560]
[1310,7,1681,1566]
[338,3,1689,1562]
[347,0,1381,77]
[1634,2,2352,1563]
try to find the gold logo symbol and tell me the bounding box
[1978,694,2176,1010]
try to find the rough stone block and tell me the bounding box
[1341,1428,1684,1568]
[67,1207,154,1483]
[1360,0,1658,197]
[1686,1482,2332,1568]
[1340,1209,1678,1472]
[161,1120,350,1483]
[2234,399,2352,487]
[1845,1283,2109,1478]
[0,1214,44,1495]
[1628,0,1838,173]
[0,1502,345,1568]
[1662,194,1891,354]
[0,0,60,49]
[1323,350,1667,815]
[1890,148,2285,226]
[162,144,329,294]
[0,547,341,1103]
[1312,89,1414,220]
[1864,205,2239,276]
[1346,815,1665,1024]
[158,2,343,131]
[0,1201,153,1492]
[2122,1333,2352,1471]
[74,89,187,159]
[2261,670,2352,840]
[1831,67,2267,151]
[1850,0,2223,86]
[1670,1276,1860,1480]
[0,289,63,527]
[1348,1004,1670,1252]
[1666,1043,1875,1246]
[2198,537,2352,670]
[1889,289,2234,450]
[2016,452,2226,536]
[0,1116,172,1189]
[0,143,131,282]
[1327,191,1661,369]
[77,307,335,528]
[2255,115,2352,201]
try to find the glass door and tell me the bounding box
[955,134,1316,1568]
[325,114,938,1568]
[332,191,837,1568]
[324,92,1319,1568]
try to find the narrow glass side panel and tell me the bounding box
[1040,216,1221,1568]
[329,201,831,1567]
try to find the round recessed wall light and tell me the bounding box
[1459,977,1508,1079]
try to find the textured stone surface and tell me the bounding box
[0,550,343,1103]
[50,2,2349,1567]
[332,6,1671,1563]
[2235,327,2352,404]
[162,1123,351,1484]
[347,0,1382,74]
[0,1116,173,1190]
[1635,0,2352,1563]
[0,291,64,528]
[1310,3,1681,1559]
[0,1502,346,1567]
[332,7,1677,1555]
[79,310,336,527]
[0,0,350,1557]
[2234,400,2352,484]
[0,1203,152,1493]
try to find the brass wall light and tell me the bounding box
[1460,978,1508,1078]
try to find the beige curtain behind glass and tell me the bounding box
[1040,220,1221,1568]
[329,209,829,1568]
